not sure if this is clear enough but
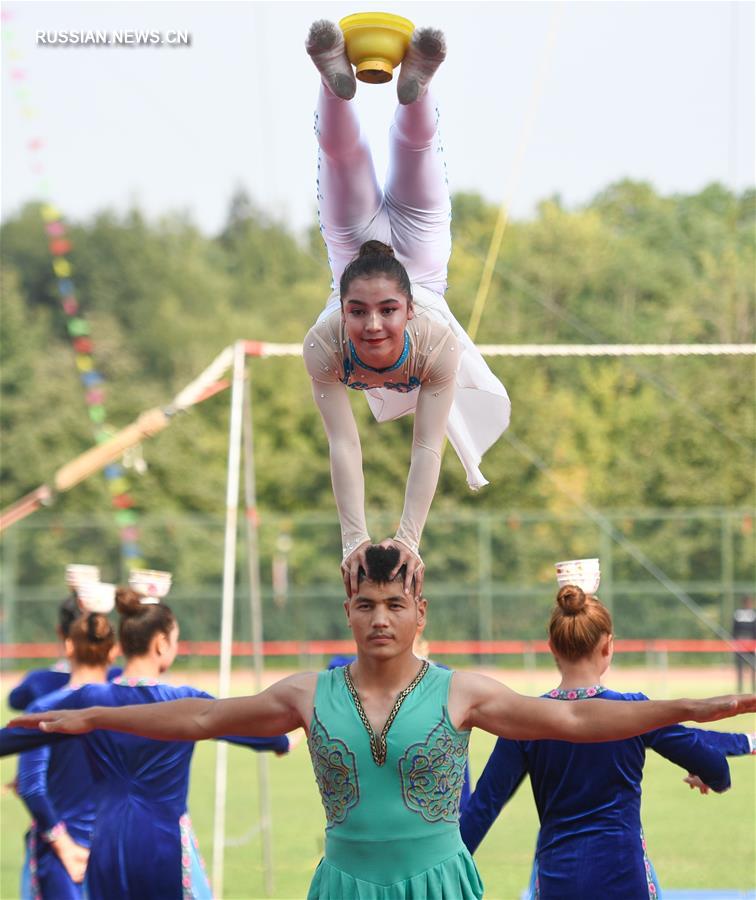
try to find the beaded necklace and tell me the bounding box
[343,659,429,766]
[348,331,409,374]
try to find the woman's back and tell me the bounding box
[461,685,734,899]
[76,680,203,820]
[53,679,209,900]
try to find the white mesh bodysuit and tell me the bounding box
[306,85,510,558]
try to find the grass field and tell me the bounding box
[1,665,754,899]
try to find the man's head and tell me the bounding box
[344,545,426,659]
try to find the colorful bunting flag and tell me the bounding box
[3,16,145,573]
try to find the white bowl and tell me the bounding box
[128,569,172,600]
[76,581,116,614]
[554,558,600,594]
[66,564,100,588]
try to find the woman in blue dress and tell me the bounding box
[459,583,755,899]
[3,586,290,900]
[17,609,117,899]
[8,592,122,712]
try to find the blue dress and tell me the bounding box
[459,685,752,900]
[2,678,289,900]
[17,686,95,900]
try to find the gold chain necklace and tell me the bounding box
[343,660,430,767]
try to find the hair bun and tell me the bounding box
[86,612,112,643]
[358,240,395,259]
[115,587,146,617]
[556,584,587,615]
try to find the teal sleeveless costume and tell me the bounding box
[307,661,484,899]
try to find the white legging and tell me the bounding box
[314,85,451,295]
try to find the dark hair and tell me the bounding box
[57,594,80,639]
[339,241,412,302]
[116,587,177,658]
[68,613,116,667]
[548,585,613,662]
[358,545,408,585]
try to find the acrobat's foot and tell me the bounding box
[306,20,356,101]
[396,28,447,105]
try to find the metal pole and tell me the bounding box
[599,526,614,618]
[242,366,275,895]
[212,341,246,898]
[1,526,19,653]
[478,516,493,665]
[721,512,735,630]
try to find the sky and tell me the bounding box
[2,0,754,237]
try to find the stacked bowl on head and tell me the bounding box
[66,564,100,590]
[128,569,172,604]
[76,581,117,614]
[554,558,601,594]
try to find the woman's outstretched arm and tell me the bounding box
[452,671,756,741]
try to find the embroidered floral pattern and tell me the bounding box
[308,712,360,827]
[399,715,469,823]
[28,826,42,900]
[179,813,208,900]
[547,685,606,700]
[640,827,658,897]
[112,676,160,687]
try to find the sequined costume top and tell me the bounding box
[306,661,483,899]
[304,299,460,559]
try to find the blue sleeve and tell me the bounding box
[17,745,60,833]
[8,671,69,711]
[0,690,84,757]
[683,728,751,757]
[636,694,732,792]
[0,726,70,757]
[218,734,290,753]
[459,738,528,854]
[461,759,472,808]
[106,666,123,682]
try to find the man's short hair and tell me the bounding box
[358,545,407,585]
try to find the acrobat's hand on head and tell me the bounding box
[377,537,424,598]
[341,540,372,599]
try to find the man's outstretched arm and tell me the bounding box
[7,673,314,744]
[453,672,756,742]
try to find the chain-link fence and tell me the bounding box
[2,507,753,658]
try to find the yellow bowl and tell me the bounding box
[339,12,414,84]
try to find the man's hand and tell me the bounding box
[687,695,756,723]
[8,709,96,735]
